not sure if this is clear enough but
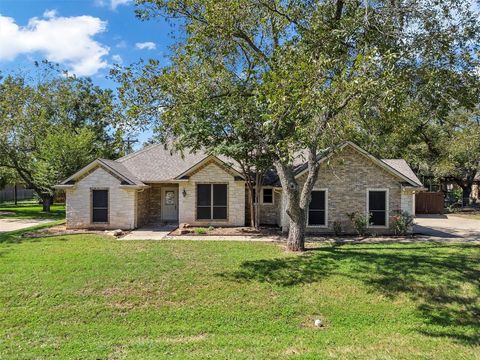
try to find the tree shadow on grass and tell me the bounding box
[218,243,480,345]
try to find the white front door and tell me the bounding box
[161,188,178,222]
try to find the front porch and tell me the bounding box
[136,183,180,227]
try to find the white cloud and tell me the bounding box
[95,0,132,10]
[135,41,156,50]
[43,9,58,19]
[0,12,109,76]
[115,40,127,48]
[112,54,123,64]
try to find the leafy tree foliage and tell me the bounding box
[118,0,479,250]
[0,63,123,211]
[347,1,480,205]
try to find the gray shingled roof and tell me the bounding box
[116,144,241,182]
[116,144,209,182]
[98,159,145,186]
[381,159,423,186]
[111,142,423,188]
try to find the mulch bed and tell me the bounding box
[169,226,282,237]
[21,225,109,238]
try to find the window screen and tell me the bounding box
[308,190,326,226]
[213,184,227,219]
[92,189,108,223]
[197,184,212,219]
[368,190,387,226]
[262,188,273,204]
[196,184,227,220]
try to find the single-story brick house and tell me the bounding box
[55,142,423,234]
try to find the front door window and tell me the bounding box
[165,191,175,205]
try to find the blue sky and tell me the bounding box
[0,0,176,145]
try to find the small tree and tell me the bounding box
[112,58,273,228]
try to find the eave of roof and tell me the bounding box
[58,159,146,187]
[173,155,245,180]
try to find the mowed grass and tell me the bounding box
[453,213,480,221]
[0,235,479,359]
[0,203,65,220]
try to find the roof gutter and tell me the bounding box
[54,184,76,190]
[119,184,151,190]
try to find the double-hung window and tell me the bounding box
[197,184,227,220]
[368,189,388,226]
[92,189,108,223]
[308,190,327,226]
[262,188,273,204]
[251,188,273,204]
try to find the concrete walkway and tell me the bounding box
[0,218,53,232]
[121,224,177,240]
[120,215,480,242]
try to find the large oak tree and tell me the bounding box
[119,0,479,250]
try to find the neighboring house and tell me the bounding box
[426,173,480,204]
[444,174,480,203]
[55,142,423,234]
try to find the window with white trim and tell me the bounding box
[368,190,387,226]
[308,190,326,226]
[197,184,227,220]
[262,188,273,204]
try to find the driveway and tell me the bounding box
[0,218,54,232]
[414,214,480,240]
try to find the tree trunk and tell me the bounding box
[14,183,17,205]
[461,186,472,207]
[254,171,263,230]
[246,182,255,227]
[274,148,321,252]
[286,205,306,251]
[42,195,53,212]
[455,176,474,207]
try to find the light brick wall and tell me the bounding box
[178,162,245,226]
[281,146,404,235]
[401,189,415,215]
[65,167,137,230]
[258,190,281,225]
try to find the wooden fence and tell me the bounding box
[0,185,36,203]
[415,192,445,214]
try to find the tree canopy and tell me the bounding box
[113,0,480,250]
[0,63,124,210]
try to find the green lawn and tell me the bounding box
[0,203,65,220]
[0,234,478,359]
[453,213,480,221]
